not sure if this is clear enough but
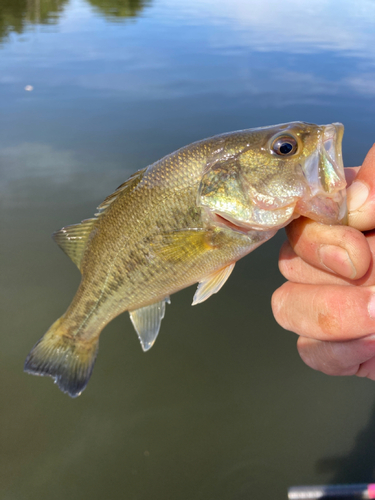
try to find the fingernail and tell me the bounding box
[318,245,357,279]
[347,181,369,212]
[368,293,375,319]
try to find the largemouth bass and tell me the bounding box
[24,122,347,397]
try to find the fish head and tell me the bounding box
[199,122,347,231]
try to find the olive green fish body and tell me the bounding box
[24,122,347,397]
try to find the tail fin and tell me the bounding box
[24,317,99,398]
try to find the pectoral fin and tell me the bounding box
[192,263,235,305]
[151,229,215,263]
[129,297,170,352]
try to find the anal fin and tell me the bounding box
[129,297,170,352]
[192,263,235,306]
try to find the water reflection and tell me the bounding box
[160,0,375,56]
[88,0,150,20]
[0,0,151,44]
[0,0,68,41]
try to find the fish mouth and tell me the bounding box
[303,122,345,192]
[323,122,344,173]
[211,212,252,233]
[296,122,347,225]
[210,209,294,233]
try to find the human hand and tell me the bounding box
[272,145,375,380]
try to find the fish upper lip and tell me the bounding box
[322,122,344,168]
[301,122,345,198]
[323,123,343,141]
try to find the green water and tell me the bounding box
[1,0,375,498]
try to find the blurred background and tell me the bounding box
[1,1,375,499]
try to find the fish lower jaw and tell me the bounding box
[295,191,347,225]
[210,210,298,233]
[212,213,252,233]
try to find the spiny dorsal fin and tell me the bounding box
[95,167,147,215]
[192,263,235,305]
[53,218,96,271]
[129,297,170,352]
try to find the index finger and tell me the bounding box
[347,144,375,231]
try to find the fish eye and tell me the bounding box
[271,135,298,156]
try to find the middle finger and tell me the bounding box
[272,282,375,341]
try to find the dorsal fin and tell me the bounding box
[53,218,97,270]
[53,167,147,270]
[95,167,147,215]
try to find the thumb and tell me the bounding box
[347,144,375,231]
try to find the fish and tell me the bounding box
[24,122,347,397]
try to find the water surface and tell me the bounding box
[1,1,375,499]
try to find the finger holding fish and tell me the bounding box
[347,144,375,231]
[275,145,375,310]
[282,158,374,282]
[279,230,375,286]
[283,217,371,280]
[273,145,375,381]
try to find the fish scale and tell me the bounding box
[24,122,347,397]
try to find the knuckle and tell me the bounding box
[271,285,290,328]
[356,357,375,380]
[278,242,307,282]
[297,337,330,373]
[271,288,282,320]
[278,257,295,280]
